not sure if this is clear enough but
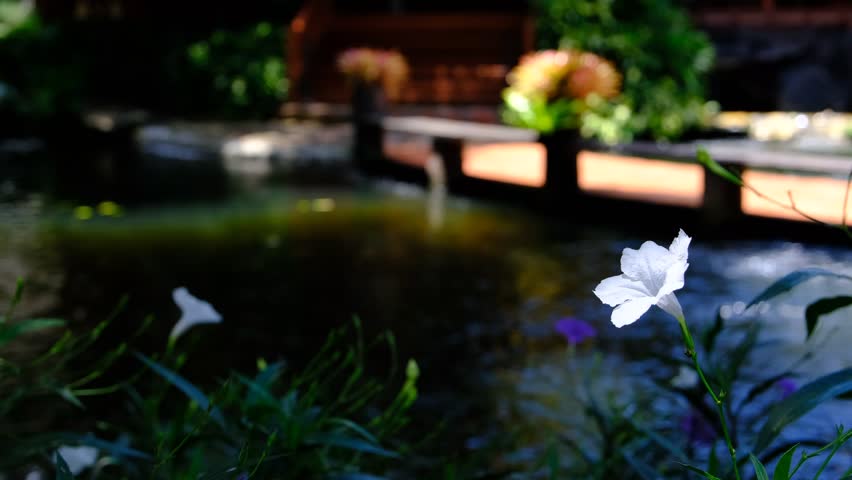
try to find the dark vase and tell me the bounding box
[351,82,386,173]
[351,82,386,121]
[537,129,587,197]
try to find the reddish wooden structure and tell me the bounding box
[286,0,852,106]
[287,0,534,104]
[32,0,852,107]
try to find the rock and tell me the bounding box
[136,121,354,184]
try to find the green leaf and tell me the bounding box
[678,463,722,479]
[235,373,279,409]
[55,451,75,480]
[621,449,661,480]
[329,417,381,445]
[625,417,687,462]
[134,352,225,428]
[707,442,721,476]
[747,268,852,308]
[701,309,724,354]
[805,296,852,339]
[773,444,797,480]
[696,147,743,186]
[328,475,386,480]
[55,387,84,409]
[306,433,399,458]
[750,454,769,480]
[2,277,25,324]
[723,323,759,388]
[0,318,65,347]
[753,368,852,455]
[738,372,791,413]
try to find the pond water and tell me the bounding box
[1,179,851,476]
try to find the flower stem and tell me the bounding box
[677,316,741,480]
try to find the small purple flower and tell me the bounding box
[680,410,716,446]
[775,378,797,399]
[554,317,597,345]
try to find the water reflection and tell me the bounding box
[1,186,851,473]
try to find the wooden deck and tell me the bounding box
[377,117,852,227]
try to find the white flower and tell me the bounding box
[671,365,699,389]
[56,445,98,475]
[593,229,691,328]
[170,287,222,340]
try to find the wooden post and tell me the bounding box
[702,162,744,227]
[432,138,465,191]
[539,131,582,201]
[352,84,387,174]
[353,117,384,174]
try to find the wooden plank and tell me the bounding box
[331,14,528,31]
[614,140,852,175]
[381,116,537,142]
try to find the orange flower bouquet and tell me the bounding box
[337,48,409,101]
[502,49,622,137]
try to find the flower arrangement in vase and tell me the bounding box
[502,49,623,141]
[337,48,409,119]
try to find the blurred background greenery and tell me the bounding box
[0,0,291,133]
[534,0,718,141]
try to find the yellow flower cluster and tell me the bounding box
[507,49,621,102]
[337,48,410,100]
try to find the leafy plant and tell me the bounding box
[171,22,288,118]
[654,150,852,479]
[0,279,148,472]
[501,48,623,140]
[1,280,419,479]
[0,6,288,128]
[337,48,409,101]
[0,2,85,127]
[112,318,418,479]
[534,0,718,141]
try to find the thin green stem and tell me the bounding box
[812,445,841,480]
[790,452,808,479]
[677,316,741,480]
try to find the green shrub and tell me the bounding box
[534,0,718,141]
[1,280,417,479]
[166,22,288,119]
[0,2,85,125]
[0,2,288,124]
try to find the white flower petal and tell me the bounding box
[56,445,98,475]
[611,296,655,328]
[595,229,691,326]
[656,293,684,320]
[170,287,222,340]
[620,241,675,293]
[668,229,691,262]
[659,260,689,299]
[593,274,651,306]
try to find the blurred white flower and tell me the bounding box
[170,287,222,340]
[56,445,98,475]
[593,229,691,327]
[671,365,699,389]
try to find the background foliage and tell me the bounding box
[534,0,718,141]
[0,1,288,129]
